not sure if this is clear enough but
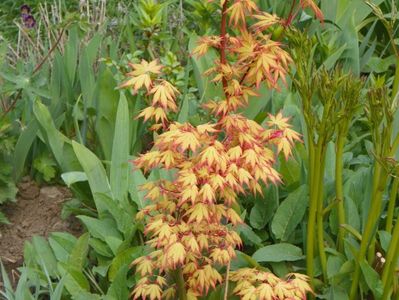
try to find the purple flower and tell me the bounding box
[23,15,36,29]
[20,4,31,15]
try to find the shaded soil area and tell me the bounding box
[0,179,82,285]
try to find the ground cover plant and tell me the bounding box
[0,0,399,299]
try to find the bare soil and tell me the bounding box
[0,178,82,285]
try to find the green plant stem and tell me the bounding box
[316,145,327,281]
[306,138,329,288]
[381,217,399,299]
[335,134,346,251]
[175,268,187,300]
[349,164,387,300]
[306,141,320,286]
[393,58,399,100]
[386,177,399,233]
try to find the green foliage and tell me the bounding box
[2,0,399,299]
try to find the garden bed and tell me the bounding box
[0,179,81,285]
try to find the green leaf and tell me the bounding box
[72,141,112,215]
[94,68,120,160]
[110,93,130,203]
[13,120,39,180]
[94,193,134,237]
[249,185,278,230]
[33,100,81,172]
[74,292,102,300]
[58,262,90,297]
[33,154,57,182]
[236,223,262,247]
[188,34,223,102]
[31,236,58,277]
[105,265,129,300]
[68,233,90,270]
[271,185,308,241]
[360,260,383,299]
[77,216,122,242]
[327,285,349,300]
[378,231,391,252]
[108,246,143,281]
[61,171,88,187]
[51,276,66,300]
[48,232,77,264]
[129,168,148,209]
[1,260,14,299]
[252,243,304,263]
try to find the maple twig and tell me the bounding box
[220,0,229,99]
[285,0,297,26]
[224,260,231,300]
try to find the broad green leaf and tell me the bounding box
[68,233,90,270]
[105,265,129,300]
[188,34,223,102]
[327,286,349,300]
[94,193,134,237]
[89,238,113,258]
[33,100,81,172]
[108,246,143,281]
[64,26,79,85]
[129,168,148,209]
[31,236,58,277]
[110,93,130,203]
[237,223,262,247]
[378,231,391,252]
[58,262,90,297]
[327,256,345,279]
[360,260,383,299]
[77,216,122,241]
[72,140,112,215]
[61,171,88,187]
[242,84,271,119]
[271,185,308,241]
[94,68,120,160]
[252,243,304,263]
[13,119,39,179]
[74,292,102,300]
[48,232,77,263]
[249,185,278,230]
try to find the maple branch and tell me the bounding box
[224,260,231,300]
[285,0,297,26]
[220,0,229,99]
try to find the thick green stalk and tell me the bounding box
[306,141,320,286]
[349,164,387,300]
[175,268,187,300]
[386,177,399,233]
[316,146,328,280]
[392,58,399,100]
[381,218,399,299]
[335,134,346,251]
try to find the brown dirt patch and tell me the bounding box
[0,179,82,284]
